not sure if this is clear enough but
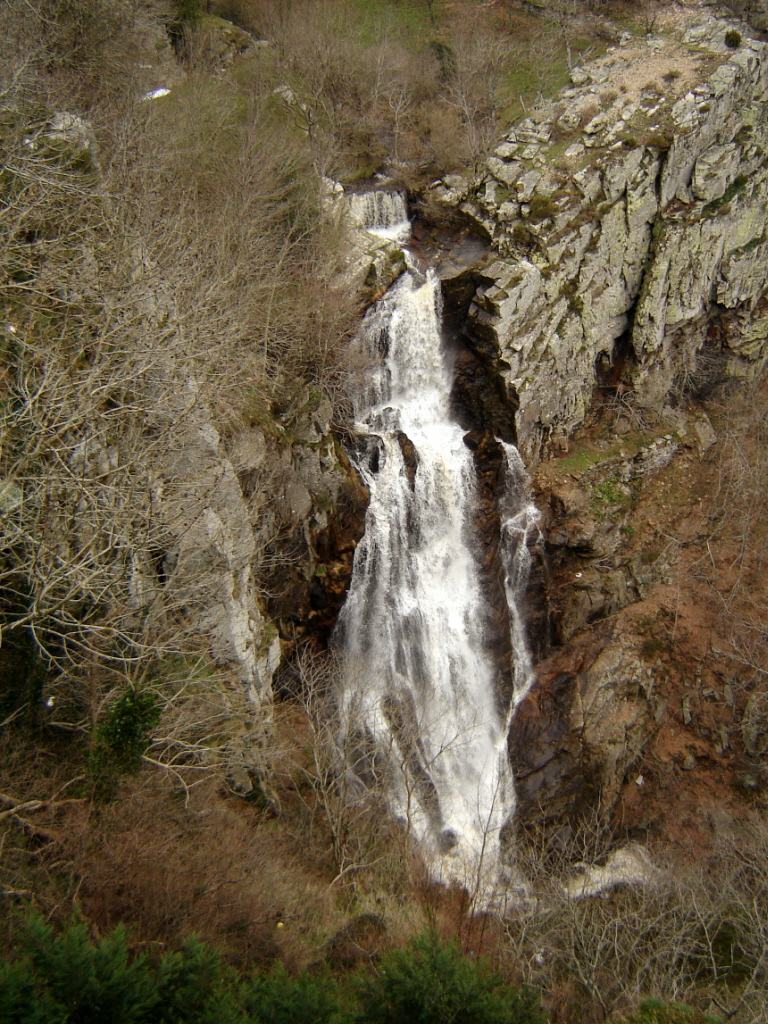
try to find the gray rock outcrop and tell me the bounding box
[140,394,280,705]
[323,182,408,299]
[436,19,768,461]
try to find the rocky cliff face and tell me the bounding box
[150,398,281,707]
[416,13,768,842]
[436,16,768,463]
[138,380,367,795]
[509,614,656,830]
[505,400,764,843]
[226,391,368,655]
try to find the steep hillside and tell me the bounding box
[1,3,767,1024]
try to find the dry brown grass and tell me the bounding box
[75,773,344,967]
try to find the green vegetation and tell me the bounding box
[615,998,721,1023]
[356,930,545,1024]
[590,478,628,519]
[350,0,438,40]
[0,919,543,1024]
[173,0,203,24]
[556,448,605,472]
[527,195,556,222]
[88,689,162,798]
[725,29,742,50]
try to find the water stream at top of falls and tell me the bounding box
[336,196,539,902]
[347,190,410,241]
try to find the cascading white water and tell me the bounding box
[348,190,410,241]
[336,253,540,901]
[500,443,541,709]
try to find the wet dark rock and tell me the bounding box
[451,346,517,443]
[438,828,460,852]
[239,419,369,648]
[465,433,516,709]
[308,466,370,642]
[396,431,419,489]
[510,619,656,831]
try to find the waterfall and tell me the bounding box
[336,263,540,902]
[347,190,410,241]
[500,443,541,707]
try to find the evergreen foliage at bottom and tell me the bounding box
[0,915,238,1024]
[241,964,344,1024]
[0,917,547,1024]
[354,928,546,1024]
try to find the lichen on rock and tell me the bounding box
[435,17,768,463]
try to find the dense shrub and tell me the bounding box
[0,915,236,1024]
[242,964,345,1024]
[0,920,545,1024]
[354,929,546,1024]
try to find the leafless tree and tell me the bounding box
[495,815,768,1023]
[0,0,356,803]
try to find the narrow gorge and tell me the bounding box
[318,10,768,884]
[336,196,541,895]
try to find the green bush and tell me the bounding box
[242,964,345,1024]
[354,929,545,1024]
[148,938,240,1024]
[88,688,161,797]
[0,958,50,1024]
[0,919,546,1024]
[724,29,741,49]
[4,915,155,1024]
[172,0,203,24]
[0,915,239,1024]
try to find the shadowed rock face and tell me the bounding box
[508,618,655,831]
[307,466,370,639]
[462,432,516,711]
[451,346,518,443]
[432,16,768,463]
[234,427,369,649]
